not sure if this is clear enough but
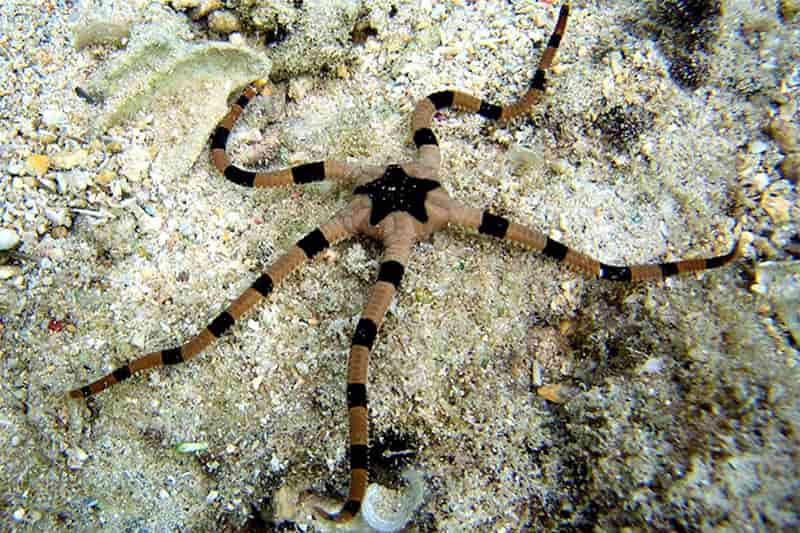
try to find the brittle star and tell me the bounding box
[70,4,740,525]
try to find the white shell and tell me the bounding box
[361,469,425,533]
[0,228,20,251]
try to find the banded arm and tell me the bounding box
[69,216,355,399]
[313,229,413,525]
[210,81,370,188]
[410,3,570,170]
[448,203,740,282]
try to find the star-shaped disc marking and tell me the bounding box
[354,165,440,226]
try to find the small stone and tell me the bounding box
[7,161,26,176]
[288,76,314,101]
[95,169,116,185]
[755,261,800,344]
[51,226,68,239]
[192,0,223,20]
[51,148,88,170]
[778,153,799,183]
[119,145,150,182]
[12,508,25,522]
[208,10,241,34]
[748,139,768,154]
[765,117,798,154]
[228,32,245,47]
[537,383,576,404]
[506,145,541,175]
[779,0,800,20]
[66,446,89,470]
[206,490,219,504]
[44,207,72,227]
[170,0,201,9]
[760,185,793,224]
[0,228,20,251]
[38,177,58,192]
[175,442,208,453]
[41,106,66,127]
[37,132,58,144]
[273,485,301,523]
[106,141,123,153]
[131,332,146,348]
[55,171,91,193]
[26,154,50,176]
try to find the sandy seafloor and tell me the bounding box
[1,0,799,531]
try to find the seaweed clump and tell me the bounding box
[647,0,722,89]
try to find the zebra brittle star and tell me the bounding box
[70,4,740,525]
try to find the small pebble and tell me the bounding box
[208,10,241,34]
[766,117,798,154]
[760,185,793,224]
[778,153,799,183]
[51,226,68,239]
[95,169,116,185]
[0,228,20,250]
[170,0,201,8]
[748,139,768,154]
[41,106,66,127]
[228,32,245,47]
[66,446,89,470]
[288,76,314,101]
[25,154,50,176]
[192,0,223,20]
[37,132,57,144]
[206,490,219,504]
[44,207,71,227]
[106,141,123,153]
[175,442,208,453]
[779,0,800,20]
[0,266,21,280]
[537,383,575,404]
[52,148,88,170]
[12,508,25,522]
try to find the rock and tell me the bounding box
[208,10,241,34]
[754,261,800,344]
[40,106,66,128]
[55,171,92,194]
[537,383,577,404]
[44,207,72,227]
[171,0,201,9]
[288,76,314,101]
[66,447,89,470]
[765,117,798,154]
[51,149,88,170]
[0,266,22,280]
[51,226,69,239]
[85,9,270,181]
[760,182,794,224]
[95,169,116,185]
[779,0,800,20]
[778,153,799,183]
[0,228,20,251]
[191,0,223,21]
[25,154,50,176]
